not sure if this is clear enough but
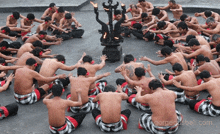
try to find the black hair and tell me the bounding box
[133,23,142,30]
[204,57,210,62]
[139,0,145,2]
[204,10,212,18]
[164,40,174,48]
[0,41,9,48]
[49,3,56,7]
[12,11,20,20]
[0,58,6,64]
[83,55,92,63]
[27,13,35,20]
[135,67,145,77]
[186,35,196,43]
[45,17,51,22]
[177,21,188,30]
[52,84,63,96]
[144,32,155,41]
[199,70,211,79]
[212,34,220,41]
[55,55,65,62]
[26,58,36,66]
[157,21,166,29]
[32,40,43,48]
[216,44,220,52]
[169,0,176,4]
[1,27,10,34]
[148,79,163,90]
[65,13,72,19]
[103,85,116,92]
[39,31,47,35]
[30,47,43,57]
[77,67,87,76]
[161,46,172,56]
[196,55,205,63]
[206,17,215,24]
[114,10,121,15]
[152,8,160,16]
[130,4,137,9]
[172,63,183,72]
[58,7,65,13]
[141,13,148,18]
[180,14,188,21]
[124,54,134,64]
[188,38,200,46]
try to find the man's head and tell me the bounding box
[141,13,148,20]
[216,44,220,53]
[38,31,47,39]
[188,38,200,50]
[172,63,183,74]
[211,34,220,43]
[45,17,52,24]
[157,21,166,29]
[27,13,35,21]
[169,0,176,5]
[26,58,37,69]
[0,58,6,66]
[114,10,122,18]
[30,48,43,57]
[204,10,212,18]
[138,0,145,5]
[161,46,172,57]
[180,14,188,22]
[149,79,163,90]
[0,41,9,50]
[83,55,93,64]
[186,35,196,43]
[199,70,211,82]
[152,8,160,16]
[65,13,72,20]
[77,67,87,76]
[55,55,65,64]
[12,11,20,20]
[144,32,155,41]
[177,21,188,33]
[196,55,206,66]
[206,17,215,27]
[103,85,116,92]
[164,40,174,48]
[49,3,56,8]
[130,4,138,10]
[57,7,65,13]
[1,27,10,34]
[135,67,145,78]
[52,84,63,97]
[124,54,135,64]
[32,40,43,48]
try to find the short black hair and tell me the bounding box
[188,38,200,46]
[124,54,134,63]
[77,67,87,76]
[164,40,174,48]
[83,55,92,63]
[55,55,65,62]
[27,13,35,20]
[180,14,188,21]
[196,55,205,63]
[148,79,163,90]
[135,67,145,77]
[1,27,10,34]
[199,70,211,79]
[144,32,155,41]
[212,34,220,41]
[12,11,20,20]
[133,23,142,30]
[30,47,43,57]
[65,13,72,19]
[0,58,6,64]
[172,63,183,72]
[157,21,166,29]
[45,17,51,22]
[130,4,137,9]
[141,13,148,18]
[216,44,220,52]
[32,40,43,48]
[0,41,9,48]
[161,46,172,56]
[177,21,188,30]
[49,3,56,7]
[204,10,212,18]
[52,84,63,96]
[169,0,176,4]
[26,58,36,66]
[114,10,121,15]
[39,31,47,35]
[103,85,116,92]
[204,57,210,62]
[152,8,160,16]
[139,0,145,2]
[58,7,64,13]
[206,17,215,24]
[186,35,196,43]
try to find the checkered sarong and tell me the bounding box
[0,106,9,120]
[174,90,199,104]
[89,81,107,96]
[194,99,220,116]
[127,94,150,111]
[121,83,136,96]
[139,110,183,133]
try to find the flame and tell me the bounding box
[103,32,107,39]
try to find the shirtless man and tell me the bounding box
[173,70,220,116]
[43,85,86,134]
[157,0,183,20]
[112,10,129,23]
[151,8,169,21]
[77,53,107,95]
[51,7,68,26]
[115,54,144,96]
[92,85,131,132]
[120,65,155,110]
[41,3,58,20]
[66,67,110,114]
[0,103,18,120]
[159,63,199,104]
[195,10,220,22]
[38,55,78,87]
[137,79,183,133]
[137,0,153,14]
[140,46,188,70]
[14,58,66,105]
[59,13,82,29]
[126,4,142,18]
[0,27,17,42]
[198,17,220,37]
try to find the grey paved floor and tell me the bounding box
[0,1,220,134]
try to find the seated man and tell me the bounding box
[0,103,18,120]
[137,0,154,14]
[173,70,220,116]
[126,4,142,18]
[0,73,14,92]
[51,7,68,26]
[41,3,58,20]
[159,63,199,104]
[66,67,110,113]
[140,46,188,70]
[115,54,144,96]
[92,85,131,132]
[43,85,86,134]
[120,65,155,110]
[0,27,17,42]
[151,8,169,21]
[157,0,183,21]
[14,58,66,105]
[195,10,220,22]
[136,79,183,133]
[198,17,220,37]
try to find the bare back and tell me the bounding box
[16,52,36,66]
[17,43,33,58]
[170,52,188,71]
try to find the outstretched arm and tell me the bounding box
[140,56,170,65]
